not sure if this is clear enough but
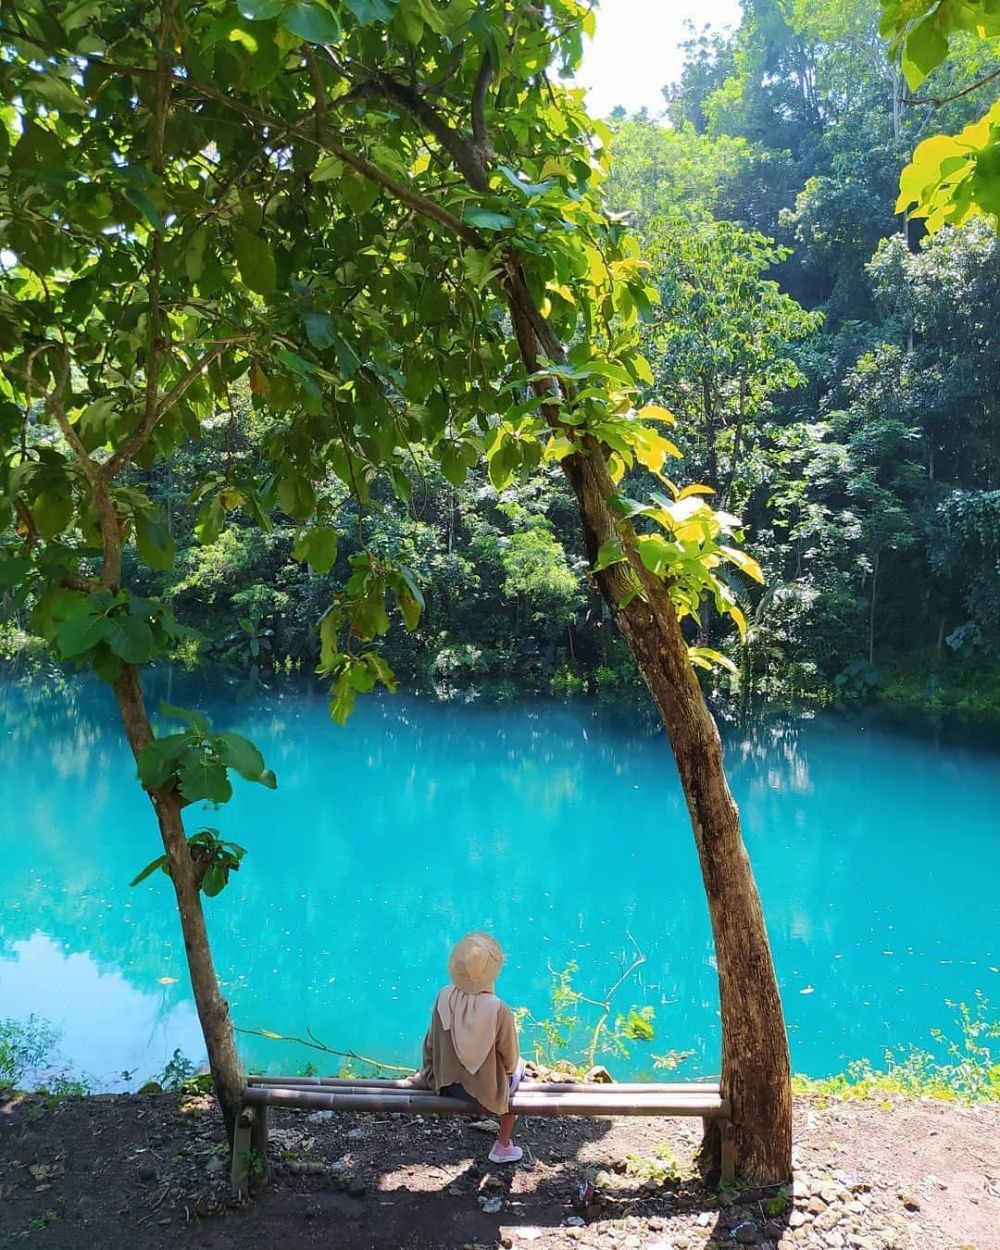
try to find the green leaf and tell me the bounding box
[34,493,73,539]
[903,16,949,88]
[195,496,226,545]
[123,186,164,232]
[201,863,228,897]
[234,227,276,294]
[134,509,175,571]
[593,538,626,572]
[292,525,338,573]
[130,855,170,887]
[303,309,337,349]
[0,556,32,588]
[137,732,193,790]
[342,171,380,215]
[104,613,154,663]
[159,702,211,735]
[178,749,233,805]
[55,611,110,659]
[462,207,516,230]
[239,0,283,16]
[215,731,268,781]
[342,0,396,24]
[282,2,342,44]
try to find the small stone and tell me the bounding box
[585,1065,614,1083]
[733,1225,759,1246]
[138,1162,158,1182]
[478,1195,503,1214]
[596,1170,615,1188]
[306,1110,334,1123]
[469,1119,501,1135]
[819,1185,841,1206]
[807,1197,826,1216]
[788,1212,808,1229]
[698,1212,714,1227]
[566,1217,586,1228]
[897,1191,920,1212]
[157,1218,172,1227]
[346,1128,364,1140]
[814,1208,840,1231]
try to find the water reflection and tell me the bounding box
[1,672,997,1084]
[0,934,203,1086]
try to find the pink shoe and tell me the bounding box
[488,1140,523,1164]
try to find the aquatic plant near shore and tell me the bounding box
[793,993,1000,1105]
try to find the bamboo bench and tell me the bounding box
[232,1075,735,1195]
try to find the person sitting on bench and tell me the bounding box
[409,931,526,1164]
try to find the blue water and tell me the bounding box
[1,672,997,1088]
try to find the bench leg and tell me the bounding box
[231,1109,254,1198]
[718,1117,736,1185]
[251,1102,270,1182]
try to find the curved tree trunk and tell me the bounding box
[562,448,791,1182]
[505,283,792,1183]
[112,664,246,1141]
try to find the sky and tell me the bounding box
[578,0,743,118]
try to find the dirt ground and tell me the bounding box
[1,1090,998,1250]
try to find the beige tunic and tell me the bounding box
[415,997,520,1115]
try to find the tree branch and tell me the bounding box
[102,341,232,478]
[471,48,495,163]
[902,65,1000,107]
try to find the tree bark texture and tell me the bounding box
[112,664,246,1141]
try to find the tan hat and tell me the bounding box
[448,932,504,994]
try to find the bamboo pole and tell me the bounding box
[242,1085,728,1118]
[248,1075,720,1094]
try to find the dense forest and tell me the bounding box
[3,0,998,720]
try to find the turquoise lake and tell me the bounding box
[1,672,997,1088]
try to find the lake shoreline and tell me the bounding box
[2,1088,997,1249]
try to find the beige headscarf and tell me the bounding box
[435,932,505,1075]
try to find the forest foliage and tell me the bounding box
[1,0,998,720]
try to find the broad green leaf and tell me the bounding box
[135,509,175,571]
[462,207,516,230]
[234,227,276,294]
[593,538,626,572]
[104,613,154,663]
[137,732,193,790]
[342,171,380,215]
[178,749,233,805]
[130,854,170,887]
[123,186,164,232]
[239,0,283,16]
[0,556,32,588]
[55,611,110,659]
[215,731,269,782]
[292,525,338,573]
[282,3,342,45]
[342,0,396,24]
[201,863,228,896]
[159,702,211,735]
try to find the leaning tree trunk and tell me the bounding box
[566,446,791,1182]
[112,664,246,1141]
[505,282,792,1183]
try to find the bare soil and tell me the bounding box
[1,1091,997,1250]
